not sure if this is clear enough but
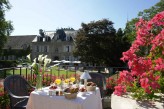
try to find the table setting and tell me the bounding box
[26,72,102,109]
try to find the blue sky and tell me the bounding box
[6,0,160,35]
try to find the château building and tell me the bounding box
[31,28,78,61]
[0,35,36,60]
[1,28,79,62]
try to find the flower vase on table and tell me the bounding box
[36,74,43,90]
[27,54,51,91]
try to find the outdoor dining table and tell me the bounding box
[26,86,102,109]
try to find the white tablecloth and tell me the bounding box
[26,87,102,109]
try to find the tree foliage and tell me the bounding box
[73,19,130,67]
[0,0,13,54]
[125,0,164,43]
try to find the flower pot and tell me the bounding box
[111,93,164,109]
[36,74,42,90]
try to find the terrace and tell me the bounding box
[0,65,125,109]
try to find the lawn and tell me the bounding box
[0,66,77,78]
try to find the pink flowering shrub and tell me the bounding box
[0,84,10,109]
[114,11,164,100]
[106,77,117,90]
[106,77,117,95]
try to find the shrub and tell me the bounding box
[0,84,10,108]
[106,77,117,95]
[114,11,164,100]
[0,60,18,68]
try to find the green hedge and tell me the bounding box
[0,60,18,68]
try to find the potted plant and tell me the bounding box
[111,11,164,109]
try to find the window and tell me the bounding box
[44,46,47,52]
[54,56,59,60]
[65,45,70,52]
[55,48,58,52]
[65,56,69,61]
[40,46,42,52]
[12,55,15,60]
[36,46,39,52]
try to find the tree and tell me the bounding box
[124,18,139,43]
[125,0,164,43]
[0,0,13,54]
[112,28,130,66]
[73,19,129,67]
[138,0,164,20]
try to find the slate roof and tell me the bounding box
[32,29,77,42]
[3,35,36,49]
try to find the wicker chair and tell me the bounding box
[88,72,107,98]
[4,75,34,109]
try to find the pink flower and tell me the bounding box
[150,82,160,90]
[114,85,126,96]
[145,87,151,94]
[140,78,149,89]
[114,11,164,98]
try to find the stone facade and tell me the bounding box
[31,28,78,61]
[1,28,79,63]
[0,35,36,60]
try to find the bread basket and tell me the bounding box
[64,93,77,99]
[86,86,96,91]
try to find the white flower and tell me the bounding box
[27,54,51,75]
[44,58,51,67]
[38,54,43,63]
[31,62,40,75]
[44,55,48,59]
[27,54,31,60]
[33,58,37,63]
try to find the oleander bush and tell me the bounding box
[106,77,117,95]
[114,11,164,100]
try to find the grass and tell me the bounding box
[0,66,77,78]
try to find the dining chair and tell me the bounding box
[88,72,107,98]
[4,75,35,109]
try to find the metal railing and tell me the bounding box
[0,67,33,79]
[0,65,128,80]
